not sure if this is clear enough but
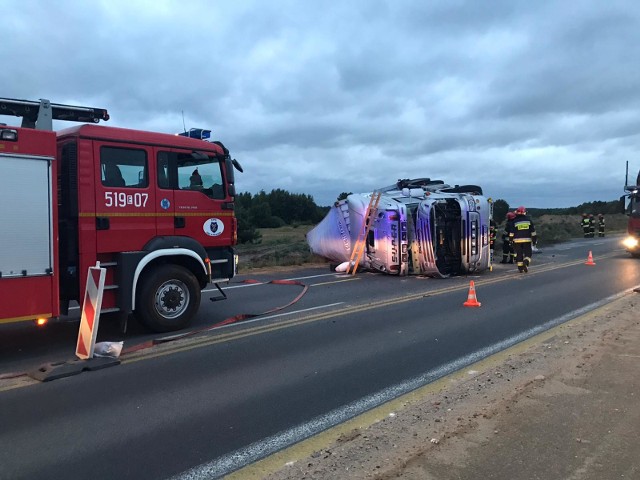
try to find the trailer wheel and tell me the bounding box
[136,264,201,332]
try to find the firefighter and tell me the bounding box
[588,214,596,238]
[581,213,590,238]
[189,168,203,189]
[508,206,537,273]
[500,212,516,264]
[598,214,605,237]
[489,219,497,263]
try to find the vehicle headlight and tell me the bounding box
[622,237,639,249]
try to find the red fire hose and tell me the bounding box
[121,279,308,355]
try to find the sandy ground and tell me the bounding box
[258,291,640,480]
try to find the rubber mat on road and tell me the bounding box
[27,356,121,382]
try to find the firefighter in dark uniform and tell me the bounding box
[598,214,605,237]
[500,212,516,263]
[508,206,537,273]
[588,214,596,238]
[489,219,497,263]
[581,213,590,238]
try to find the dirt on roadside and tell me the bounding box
[261,292,640,480]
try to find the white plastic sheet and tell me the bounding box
[306,205,351,262]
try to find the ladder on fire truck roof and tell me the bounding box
[347,191,382,275]
[0,97,109,131]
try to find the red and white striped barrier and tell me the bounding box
[76,263,106,360]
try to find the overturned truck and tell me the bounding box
[307,179,492,277]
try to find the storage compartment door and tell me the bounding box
[0,154,53,277]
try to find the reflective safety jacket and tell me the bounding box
[508,214,537,244]
[581,218,590,229]
[502,219,514,243]
[489,220,497,247]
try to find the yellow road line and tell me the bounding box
[124,254,616,364]
[310,278,360,287]
[2,252,620,391]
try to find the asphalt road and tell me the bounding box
[1,235,638,480]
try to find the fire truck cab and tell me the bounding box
[0,98,241,332]
[622,169,640,257]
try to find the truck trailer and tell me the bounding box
[307,178,491,277]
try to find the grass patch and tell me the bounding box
[235,225,328,271]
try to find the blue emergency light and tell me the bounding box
[178,128,211,140]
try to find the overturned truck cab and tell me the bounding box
[307,179,491,277]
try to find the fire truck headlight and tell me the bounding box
[623,237,639,249]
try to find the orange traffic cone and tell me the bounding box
[585,251,596,266]
[463,281,482,307]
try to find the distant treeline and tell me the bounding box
[527,199,623,216]
[235,189,330,243]
[493,198,623,222]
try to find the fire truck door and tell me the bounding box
[155,148,175,235]
[94,143,157,253]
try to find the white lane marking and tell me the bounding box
[69,274,339,305]
[69,280,266,304]
[204,273,340,292]
[206,283,264,292]
[211,302,345,331]
[170,288,634,480]
[285,273,342,281]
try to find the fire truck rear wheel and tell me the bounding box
[136,264,201,332]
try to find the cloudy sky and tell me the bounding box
[3,0,640,207]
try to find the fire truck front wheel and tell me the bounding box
[136,264,201,332]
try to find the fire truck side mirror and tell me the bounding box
[224,159,242,198]
[620,195,628,214]
[225,157,235,185]
[232,158,243,173]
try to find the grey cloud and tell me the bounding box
[2,0,639,209]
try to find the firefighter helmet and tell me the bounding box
[582,213,587,217]
[506,212,516,220]
[598,213,604,218]
[515,206,526,215]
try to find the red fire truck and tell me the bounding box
[0,97,242,332]
[622,166,640,258]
